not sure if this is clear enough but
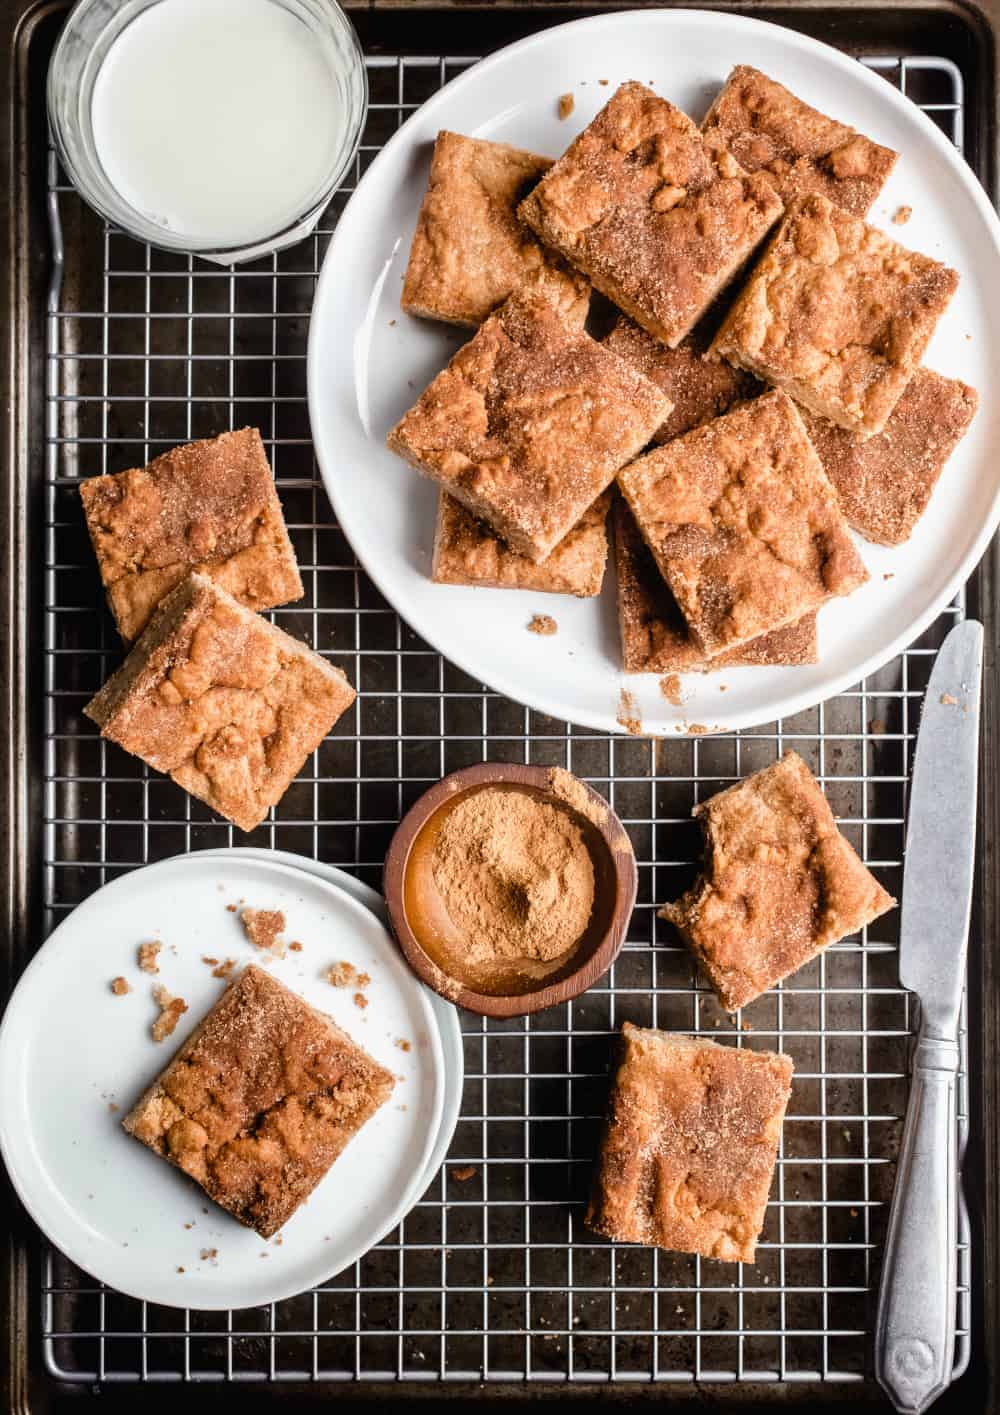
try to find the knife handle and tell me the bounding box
[875,1031,959,1415]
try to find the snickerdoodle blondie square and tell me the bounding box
[587,1023,793,1262]
[799,368,978,545]
[85,573,355,833]
[604,315,762,445]
[433,489,610,596]
[518,82,784,348]
[123,965,394,1237]
[79,428,303,641]
[701,66,897,217]
[401,130,590,329]
[710,194,959,438]
[660,751,895,1010]
[387,290,670,563]
[613,498,817,673]
[617,390,867,657]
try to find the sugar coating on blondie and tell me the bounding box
[387,290,670,563]
[604,315,762,444]
[617,390,867,657]
[586,1023,793,1262]
[79,428,303,641]
[710,194,959,438]
[612,498,818,673]
[799,368,978,546]
[518,82,784,348]
[702,65,897,218]
[84,573,355,833]
[401,130,590,329]
[123,965,394,1237]
[660,751,895,1011]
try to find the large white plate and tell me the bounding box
[196,845,464,1193]
[307,9,1000,734]
[0,854,445,1310]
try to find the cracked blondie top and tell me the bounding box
[613,498,818,673]
[401,131,590,329]
[660,751,895,1011]
[799,368,978,546]
[433,489,610,597]
[79,428,303,641]
[517,82,783,348]
[702,66,897,218]
[604,315,762,444]
[387,290,670,563]
[84,573,355,833]
[710,194,959,438]
[123,965,394,1237]
[617,390,867,657]
[586,1023,793,1262]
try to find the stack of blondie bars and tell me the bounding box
[390,68,977,678]
[79,427,356,831]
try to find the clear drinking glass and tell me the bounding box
[47,0,367,264]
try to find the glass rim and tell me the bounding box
[46,0,368,264]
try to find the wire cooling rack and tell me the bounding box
[38,52,970,1388]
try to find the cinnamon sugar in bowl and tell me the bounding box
[383,764,637,1018]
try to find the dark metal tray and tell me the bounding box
[3,1,1000,1410]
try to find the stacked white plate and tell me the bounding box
[0,849,463,1309]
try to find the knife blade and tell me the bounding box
[875,618,983,1415]
[897,619,983,1036]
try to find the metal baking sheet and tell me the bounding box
[3,3,999,1410]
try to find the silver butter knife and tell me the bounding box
[875,619,984,1414]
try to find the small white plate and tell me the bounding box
[196,845,464,1193]
[0,854,445,1310]
[307,9,1000,734]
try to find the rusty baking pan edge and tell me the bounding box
[3,0,999,1410]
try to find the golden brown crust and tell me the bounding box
[612,497,818,672]
[660,752,896,1011]
[702,65,897,218]
[401,131,590,330]
[123,966,395,1238]
[79,429,303,641]
[586,1023,793,1262]
[432,489,610,596]
[799,369,978,546]
[604,316,763,443]
[84,573,355,834]
[517,82,784,348]
[387,291,670,562]
[710,194,959,438]
[617,391,867,656]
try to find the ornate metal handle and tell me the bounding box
[875,1030,959,1414]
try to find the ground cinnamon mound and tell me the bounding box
[432,787,595,965]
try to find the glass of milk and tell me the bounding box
[48,0,367,264]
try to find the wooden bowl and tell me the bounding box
[383,763,637,1018]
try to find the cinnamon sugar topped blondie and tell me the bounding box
[433,489,610,597]
[617,390,867,657]
[517,82,784,348]
[702,66,897,217]
[123,965,394,1237]
[79,428,303,641]
[401,131,590,329]
[660,752,895,1011]
[604,315,762,444]
[587,1024,793,1262]
[85,573,355,833]
[387,290,670,563]
[798,369,978,546]
[710,194,959,438]
[613,498,818,673]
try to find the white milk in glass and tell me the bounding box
[91,0,346,248]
